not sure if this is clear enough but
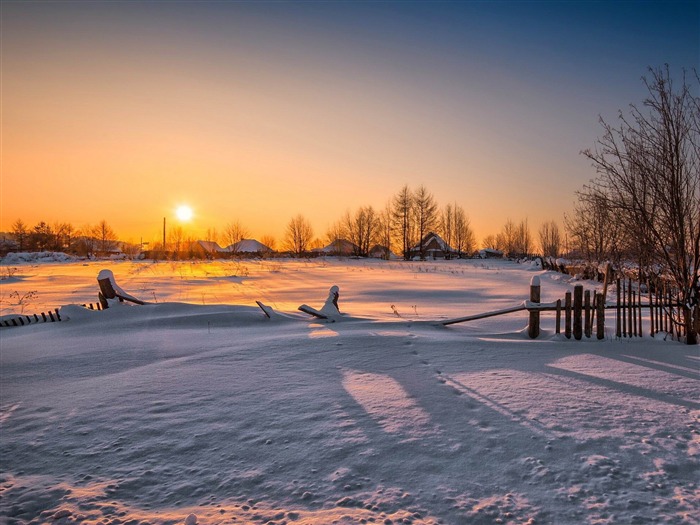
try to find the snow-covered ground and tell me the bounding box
[1,258,698,525]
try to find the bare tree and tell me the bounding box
[375,201,393,259]
[582,65,699,343]
[439,203,455,254]
[344,206,378,257]
[481,234,498,250]
[453,205,476,257]
[538,220,562,258]
[168,226,185,257]
[205,227,219,245]
[325,220,346,252]
[514,219,532,256]
[285,214,314,256]
[392,185,414,260]
[496,219,517,256]
[413,185,438,260]
[565,186,624,264]
[260,234,277,252]
[223,221,249,253]
[92,220,118,254]
[75,224,97,258]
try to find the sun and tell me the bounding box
[176,205,193,222]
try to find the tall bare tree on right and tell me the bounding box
[582,65,699,344]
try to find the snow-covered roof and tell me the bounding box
[315,239,358,254]
[410,232,453,252]
[197,240,225,253]
[228,239,273,253]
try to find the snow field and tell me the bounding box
[0,258,698,524]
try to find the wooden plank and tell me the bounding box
[298,304,328,319]
[256,300,273,318]
[441,304,527,326]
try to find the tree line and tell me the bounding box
[6,219,120,257]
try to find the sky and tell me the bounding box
[1,0,698,246]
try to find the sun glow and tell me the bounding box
[176,205,193,222]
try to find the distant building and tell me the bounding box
[409,232,455,260]
[369,244,395,259]
[478,248,504,259]
[226,238,274,255]
[197,240,225,254]
[313,239,358,256]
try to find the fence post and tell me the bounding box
[573,285,583,340]
[528,276,540,339]
[596,294,605,339]
[565,291,572,339]
[616,278,622,338]
[649,281,655,337]
[632,290,638,337]
[555,299,562,335]
[638,281,643,337]
[584,290,591,338]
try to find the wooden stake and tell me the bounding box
[555,299,561,334]
[528,276,541,339]
[596,294,605,340]
[573,285,583,340]
[565,291,572,339]
[584,290,591,338]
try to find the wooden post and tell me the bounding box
[573,284,583,340]
[55,308,61,321]
[627,278,633,337]
[649,281,655,337]
[555,299,562,334]
[617,279,627,337]
[528,276,541,339]
[565,291,572,339]
[668,288,674,339]
[616,278,622,338]
[584,290,591,338]
[662,282,668,333]
[637,281,643,337]
[596,294,605,340]
[656,280,662,333]
[632,290,637,337]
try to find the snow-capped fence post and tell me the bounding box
[573,285,583,340]
[565,291,572,339]
[528,276,540,339]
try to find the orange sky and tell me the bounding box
[1,2,696,246]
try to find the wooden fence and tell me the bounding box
[1,308,62,328]
[615,277,698,341]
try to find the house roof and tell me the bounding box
[410,232,453,252]
[197,240,225,253]
[227,239,274,253]
[314,239,358,253]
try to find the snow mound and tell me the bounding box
[2,251,77,264]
